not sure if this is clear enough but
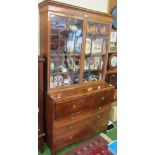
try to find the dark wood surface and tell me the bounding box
[45,81,114,155]
[105,74,117,89]
[54,90,114,119]
[38,56,45,152]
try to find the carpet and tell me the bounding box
[64,135,113,155]
[38,128,117,155]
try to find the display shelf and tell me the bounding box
[50,71,79,75]
[51,53,81,57]
[106,69,117,75]
[39,0,113,90]
[108,51,117,54]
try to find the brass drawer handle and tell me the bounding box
[97,114,101,119]
[73,104,76,109]
[70,125,73,129]
[88,87,93,92]
[69,135,73,140]
[101,97,105,100]
[70,116,74,120]
[98,85,101,90]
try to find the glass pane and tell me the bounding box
[83,21,110,82]
[50,14,83,88]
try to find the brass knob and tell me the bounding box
[98,114,101,119]
[88,87,92,92]
[57,94,61,99]
[98,86,101,90]
[98,106,102,110]
[73,104,76,109]
[70,116,74,120]
[69,135,73,140]
[101,97,105,100]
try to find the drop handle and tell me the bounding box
[101,97,105,100]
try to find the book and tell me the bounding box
[108,140,117,155]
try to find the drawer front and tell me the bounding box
[94,90,114,108]
[55,90,114,119]
[54,106,110,138]
[53,128,93,150]
[53,121,107,150]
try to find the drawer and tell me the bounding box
[92,90,114,108]
[53,128,93,150]
[54,106,110,138]
[55,90,114,119]
[53,122,107,150]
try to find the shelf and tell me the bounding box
[108,51,117,54]
[86,32,109,37]
[85,53,105,57]
[51,27,70,31]
[51,53,81,57]
[106,69,117,74]
[50,70,79,76]
[84,69,100,72]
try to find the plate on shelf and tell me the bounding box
[109,54,117,69]
[85,38,91,54]
[112,7,117,29]
[84,58,89,70]
[92,38,103,54]
[67,56,79,71]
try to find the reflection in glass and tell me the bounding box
[50,15,83,88]
[83,21,109,82]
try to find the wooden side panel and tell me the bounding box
[39,6,51,92]
[39,7,48,58]
[38,57,45,151]
[45,94,54,151]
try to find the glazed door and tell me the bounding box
[50,14,84,88]
[83,21,110,82]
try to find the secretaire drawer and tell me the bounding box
[55,90,114,119]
